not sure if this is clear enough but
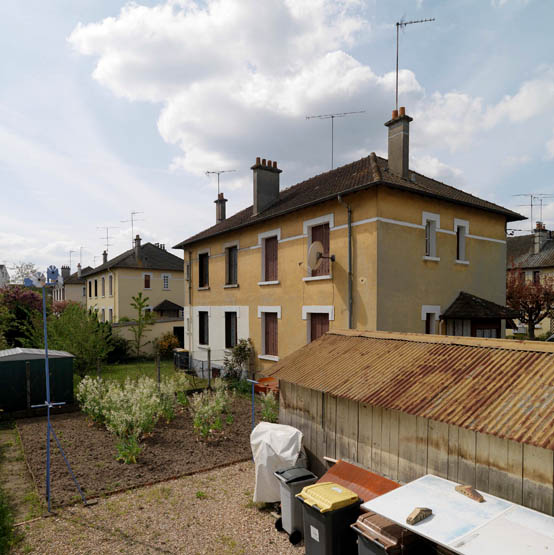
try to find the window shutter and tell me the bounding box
[265,313,278,356]
[265,237,278,281]
[310,313,329,342]
[311,224,330,276]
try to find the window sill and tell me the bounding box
[198,344,210,350]
[258,354,280,362]
[423,256,440,262]
[455,260,469,265]
[143,288,152,290]
[197,286,210,291]
[224,284,239,289]
[258,280,280,286]
[303,275,332,282]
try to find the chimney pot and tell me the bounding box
[392,109,399,119]
[102,250,108,264]
[256,156,260,165]
[251,155,282,215]
[77,263,82,277]
[273,161,277,168]
[215,192,228,223]
[268,160,272,167]
[134,235,141,262]
[399,106,406,116]
[262,158,266,166]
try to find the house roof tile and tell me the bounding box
[175,154,524,248]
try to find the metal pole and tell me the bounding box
[347,205,353,329]
[396,23,399,112]
[42,287,52,512]
[246,379,259,433]
[156,353,161,390]
[331,116,334,170]
[207,348,211,389]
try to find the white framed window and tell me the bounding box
[422,212,440,260]
[257,306,281,361]
[258,229,280,284]
[143,273,152,289]
[101,277,105,297]
[224,242,239,286]
[108,274,113,296]
[454,218,469,263]
[108,308,113,323]
[303,214,334,280]
[82,286,86,297]
[302,306,334,343]
[198,249,210,288]
[421,305,441,334]
[101,308,105,323]
[162,273,170,290]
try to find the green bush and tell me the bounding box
[259,391,279,423]
[0,488,13,554]
[155,332,180,359]
[189,383,233,439]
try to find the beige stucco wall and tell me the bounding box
[64,283,87,305]
[183,184,509,373]
[86,268,184,323]
[113,319,183,356]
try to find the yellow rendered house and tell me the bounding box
[83,237,185,351]
[53,264,92,306]
[174,109,524,374]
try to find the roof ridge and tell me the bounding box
[369,152,381,181]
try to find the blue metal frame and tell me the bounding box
[25,267,87,512]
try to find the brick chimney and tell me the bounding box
[134,235,141,261]
[384,107,413,179]
[534,221,549,254]
[77,263,82,277]
[251,157,282,216]
[61,265,70,280]
[102,250,108,264]
[215,192,228,223]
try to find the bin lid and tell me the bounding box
[296,482,359,513]
[275,467,317,484]
[352,511,414,548]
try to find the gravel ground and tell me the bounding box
[14,461,301,554]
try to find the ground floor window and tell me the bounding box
[310,313,329,342]
[198,311,209,345]
[225,311,237,349]
[263,313,278,356]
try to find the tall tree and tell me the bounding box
[506,269,554,339]
[9,262,38,284]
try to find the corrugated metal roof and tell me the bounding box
[0,348,74,361]
[265,330,554,451]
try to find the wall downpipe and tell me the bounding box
[338,195,353,329]
[188,250,193,352]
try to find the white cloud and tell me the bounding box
[411,155,464,187]
[503,154,531,166]
[546,129,554,159]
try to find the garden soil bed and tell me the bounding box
[17,396,261,507]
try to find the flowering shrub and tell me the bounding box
[76,376,108,424]
[260,391,279,423]
[189,382,234,439]
[76,373,191,463]
[155,332,180,359]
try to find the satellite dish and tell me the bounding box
[307,241,324,271]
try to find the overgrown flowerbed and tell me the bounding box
[17,394,261,507]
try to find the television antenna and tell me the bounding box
[306,111,366,170]
[68,250,77,272]
[97,226,119,255]
[121,211,144,248]
[395,18,435,111]
[79,246,84,266]
[205,170,236,195]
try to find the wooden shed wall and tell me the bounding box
[279,381,554,516]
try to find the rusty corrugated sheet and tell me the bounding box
[264,330,554,451]
[318,460,400,502]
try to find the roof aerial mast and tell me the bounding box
[205,170,236,195]
[395,17,435,111]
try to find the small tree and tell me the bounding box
[120,292,156,358]
[9,261,38,284]
[506,269,554,339]
[223,338,253,379]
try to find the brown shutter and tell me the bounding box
[265,237,278,281]
[310,313,329,342]
[311,224,330,276]
[265,313,278,356]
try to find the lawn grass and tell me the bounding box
[75,360,207,388]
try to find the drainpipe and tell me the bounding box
[338,195,353,329]
[188,250,193,352]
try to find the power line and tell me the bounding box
[306,111,366,170]
[205,170,236,195]
[395,18,435,111]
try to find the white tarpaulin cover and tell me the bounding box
[250,422,304,503]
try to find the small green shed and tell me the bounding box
[0,348,74,413]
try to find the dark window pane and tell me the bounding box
[226,246,238,285]
[264,312,278,356]
[199,311,209,345]
[264,237,278,281]
[198,253,209,287]
[225,312,237,348]
[144,274,150,288]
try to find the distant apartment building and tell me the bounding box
[174,108,524,373]
[53,264,92,305]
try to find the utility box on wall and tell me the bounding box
[0,348,74,414]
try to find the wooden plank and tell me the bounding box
[288,383,298,430]
[488,436,509,499]
[278,381,288,425]
[427,419,449,479]
[415,416,428,479]
[311,390,325,475]
[523,444,554,515]
[457,428,476,487]
[381,409,392,479]
[335,397,358,462]
[357,404,372,469]
[447,425,459,482]
[475,433,490,492]
[371,406,382,474]
[398,412,417,483]
[506,439,523,505]
[389,410,400,482]
[296,385,306,438]
[323,393,336,460]
[300,386,311,449]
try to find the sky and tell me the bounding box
[1,0,553,274]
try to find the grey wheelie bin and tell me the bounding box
[274,467,318,544]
